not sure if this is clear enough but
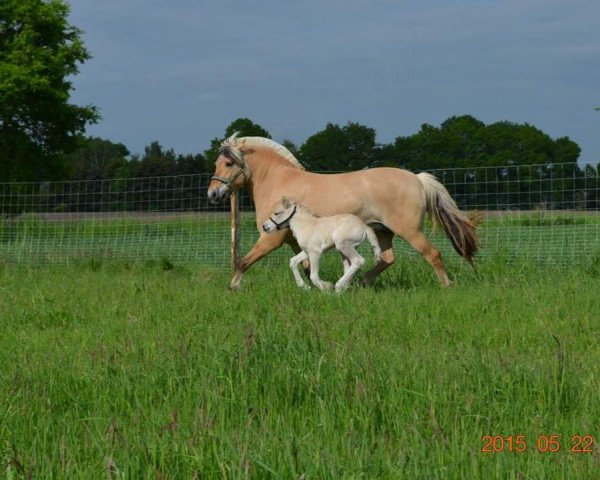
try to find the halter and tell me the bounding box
[211,166,246,188]
[269,205,297,230]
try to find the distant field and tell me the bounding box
[1,259,599,478]
[1,210,599,267]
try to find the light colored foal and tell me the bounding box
[262,198,381,293]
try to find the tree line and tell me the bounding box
[50,114,590,179]
[3,115,581,181]
[1,115,598,214]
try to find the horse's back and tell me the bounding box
[306,167,418,183]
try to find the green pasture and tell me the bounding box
[0,211,599,267]
[1,256,600,478]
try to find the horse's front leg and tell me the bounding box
[230,231,287,290]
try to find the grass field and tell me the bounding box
[1,255,600,479]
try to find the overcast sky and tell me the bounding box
[67,0,599,165]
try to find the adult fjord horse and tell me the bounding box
[208,133,477,290]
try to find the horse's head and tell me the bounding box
[207,133,252,204]
[262,197,297,233]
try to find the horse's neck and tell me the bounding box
[245,151,301,210]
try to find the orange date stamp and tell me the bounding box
[481,434,595,453]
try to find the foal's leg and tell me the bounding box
[289,237,312,279]
[340,253,351,275]
[230,231,287,290]
[289,251,309,289]
[363,230,395,285]
[307,251,331,291]
[335,244,365,293]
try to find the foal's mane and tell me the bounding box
[220,133,305,170]
[287,201,318,217]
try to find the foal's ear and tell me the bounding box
[281,196,291,208]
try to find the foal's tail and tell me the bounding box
[365,226,382,262]
[417,172,478,266]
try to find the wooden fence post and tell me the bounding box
[230,191,240,271]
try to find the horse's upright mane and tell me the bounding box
[220,133,305,170]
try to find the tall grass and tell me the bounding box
[1,258,599,479]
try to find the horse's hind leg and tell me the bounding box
[335,244,365,293]
[363,230,395,285]
[404,231,451,287]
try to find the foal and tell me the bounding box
[262,198,381,293]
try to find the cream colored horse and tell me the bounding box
[208,133,477,290]
[262,198,381,293]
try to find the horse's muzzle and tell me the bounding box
[207,186,228,204]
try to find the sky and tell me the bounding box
[67,0,600,165]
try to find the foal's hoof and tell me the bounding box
[322,281,334,291]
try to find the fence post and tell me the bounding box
[230,191,240,271]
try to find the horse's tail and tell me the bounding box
[417,172,478,266]
[365,226,381,262]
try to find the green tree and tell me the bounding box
[392,115,581,171]
[129,141,177,178]
[67,137,130,180]
[299,122,378,171]
[0,0,99,181]
[203,118,271,164]
[175,153,206,175]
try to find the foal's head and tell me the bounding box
[262,197,298,233]
[207,133,252,204]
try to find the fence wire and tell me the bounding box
[0,163,599,267]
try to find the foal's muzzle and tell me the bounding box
[262,220,276,233]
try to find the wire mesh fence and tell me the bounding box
[0,163,599,267]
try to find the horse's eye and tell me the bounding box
[225,161,233,167]
[274,211,280,215]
